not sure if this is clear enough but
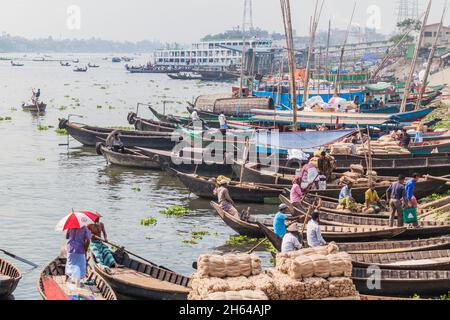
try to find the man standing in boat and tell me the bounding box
[317,151,335,182]
[386,175,407,227]
[306,209,327,248]
[273,204,301,239]
[214,177,240,218]
[218,112,228,134]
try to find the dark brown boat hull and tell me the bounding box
[0,259,21,298]
[100,146,161,170]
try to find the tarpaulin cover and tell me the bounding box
[256,129,355,150]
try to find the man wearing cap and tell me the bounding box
[281,223,303,253]
[273,204,301,238]
[214,178,240,218]
[307,209,327,248]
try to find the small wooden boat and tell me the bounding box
[22,102,47,112]
[0,258,22,298]
[38,257,117,300]
[211,202,274,238]
[73,67,88,72]
[283,195,450,239]
[136,148,234,177]
[167,73,201,80]
[91,249,191,300]
[334,154,450,176]
[11,61,24,67]
[352,267,450,296]
[339,236,450,254]
[98,144,161,170]
[88,63,99,68]
[408,139,450,155]
[127,112,176,132]
[60,61,71,67]
[232,162,447,202]
[176,171,282,203]
[58,119,181,149]
[351,249,450,270]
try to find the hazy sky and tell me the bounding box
[0,0,448,43]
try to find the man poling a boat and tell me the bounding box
[88,215,124,273]
[213,176,240,218]
[105,130,124,153]
[281,223,302,253]
[273,204,301,239]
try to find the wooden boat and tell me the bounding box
[73,67,88,72]
[254,220,406,250]
[60,61,71,67]
[22,102,46,112]
[127,112,176,132]
[284,195,450,239]
[334,154,450,176]
[0,258,22,298]
[351,249,450,270]
[11,61,24,67]
[408,139,450,155]
[91,249,190,300]
[352,267,450,296]
[98,144,161,170]
[38,257,117,300]
[136,147,234,177]
[58,119,181,149]
[88,63,99,68]
[167,73,201,80]
[232,162,446,202]
[211,202,274,238]
[175,171,282,203]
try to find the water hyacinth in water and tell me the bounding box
[159,205,189,216]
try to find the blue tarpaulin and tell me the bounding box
[256,129,355,150]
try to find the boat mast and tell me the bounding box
[400,0,432,113]
[369,11,426,82]
[325,19,331,98]
[280,0,298,130]
[415,2,447,110]
[303,0,324,106]
[334,2,356,96]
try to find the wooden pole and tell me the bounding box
[416,3,447,110]
[334,3,356,95]
[280,0,298,130]
[325,19,331,99]
[366,126,373,185]
[400,0,432,113]
[303,0,324,106]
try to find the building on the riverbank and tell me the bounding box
[421,23,450,48]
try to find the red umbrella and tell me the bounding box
[55,211,100,232]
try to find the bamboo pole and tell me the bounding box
[400,0,432,113]
[325,19,331,99]
[280,0,298,130]
[416,2,447,110]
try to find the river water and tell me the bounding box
[0,53,273,300]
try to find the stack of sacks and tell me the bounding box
[273,243,358,299]
[205,290,269,300]
[266,269,306,300]
[339,165,388,187]
[356,140,410,155]
[330,143,354,155]
[196,254,261,278]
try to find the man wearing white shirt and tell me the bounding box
[307,210,327,248]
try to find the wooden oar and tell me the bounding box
[0,249,38,268]
[93,237,174,272]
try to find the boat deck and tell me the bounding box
[52,276,106,300]
[109,268,190,293]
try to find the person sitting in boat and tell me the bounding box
[281,223,303,253]
[300,160,320,191]
[386,174,407,227]
[88,215,124,273]
[364,183,383,214]
[191,110,200,122]
[400,128,411,148]
[317,151,336,183]
[307,209,327,248]
[290,177,303,209]
[65,226,92,287]
[273,204,300,239]
[339,181,356,210]
[214,177,240,218]
[106,130,124,153]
